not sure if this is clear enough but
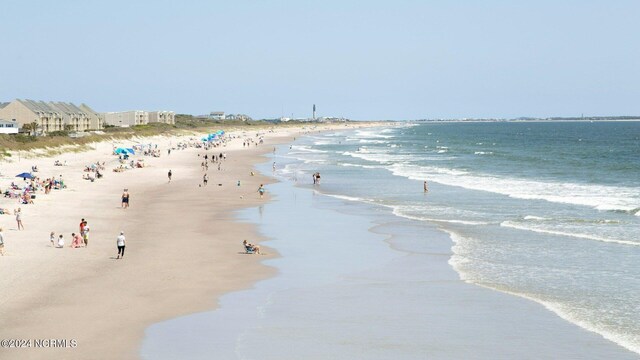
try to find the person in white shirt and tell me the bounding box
[83,224,90,247]
[56,234,65,248]
[116,231,126,259]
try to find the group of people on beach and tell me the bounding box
[3,173,66,205]
[47,218,90,249]
[47,224,125,259]
[0,132,275,261]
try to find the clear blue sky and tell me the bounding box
[1,0,638,120]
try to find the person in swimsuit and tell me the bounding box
[15,208,24,230]
[122,189,130,208]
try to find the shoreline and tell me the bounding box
[141,159,638,359]
[0,123,377,360]
[143,127,637,359]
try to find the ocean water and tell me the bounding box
[278,121,640,355]
[142,121,640,359]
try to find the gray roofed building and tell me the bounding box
[0,99,104,134]
[79,103,104,130]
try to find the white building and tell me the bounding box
[102,111,149,127]
[149,111,175,124]
[209,111,225,120]
[226,114,252,121]
[0,119,19,134]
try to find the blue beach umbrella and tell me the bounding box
[126,148,135,155]
[114,148,128,155]
[16,172,34,179]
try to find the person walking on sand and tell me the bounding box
[424,180,428,193]
[203,173,208,186]
[258,184,265,199]
[0,228,5,256]
[168,170,172,183]
[50,231,55,247]
[15,208,24,230]
[122,189,130,208]
[116,231,126,259]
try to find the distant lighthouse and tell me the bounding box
[313,104,316,121]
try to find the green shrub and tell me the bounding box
[14,134,37,143]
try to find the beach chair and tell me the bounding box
[244,244,256,254]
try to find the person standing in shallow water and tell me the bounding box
[424,180,428,193]
[168,170,172,183]
[258,184,265,199]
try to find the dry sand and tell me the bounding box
[0,123,380,360]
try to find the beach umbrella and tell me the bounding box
[126,148,135,155]
[114,148,128,154]
[16,172,34,179]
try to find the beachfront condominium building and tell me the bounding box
[148,111,175,124]
[0,99,63,133]
[102,111,149,127]
[0,99,105,134]
[79,103,104,130]
[48,102,92,132]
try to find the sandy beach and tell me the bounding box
[0,123,375,360]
